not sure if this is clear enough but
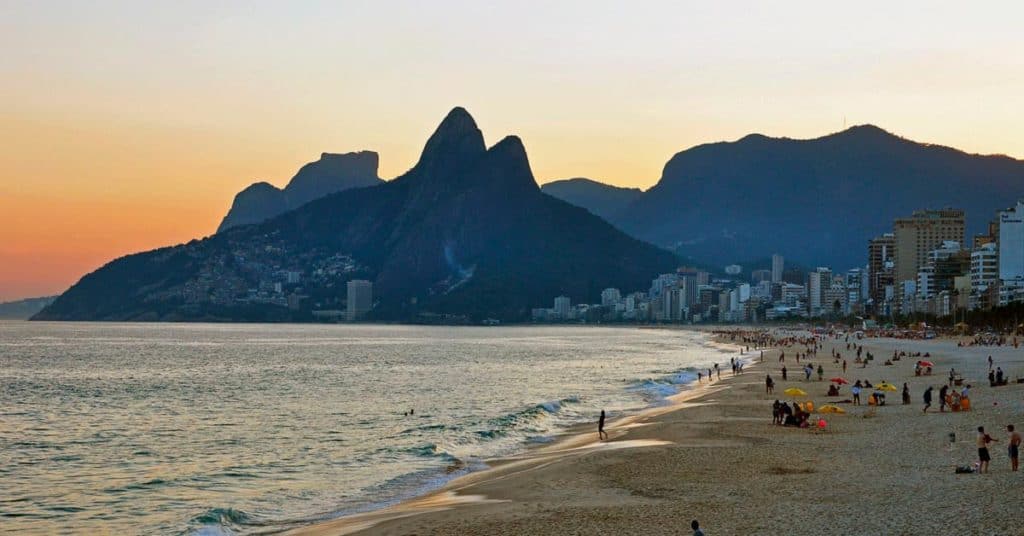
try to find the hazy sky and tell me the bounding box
[2,1,1023,301]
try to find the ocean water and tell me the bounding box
[0,322,738,535]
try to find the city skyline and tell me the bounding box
[5,1,1024,301]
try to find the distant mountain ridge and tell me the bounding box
[0,296,57,319]
[556,125,1024,269]
[540,178,642,222]
[217,151,382,232]
[36,108,677,322]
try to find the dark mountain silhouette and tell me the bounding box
[605,125,1024,269]
[541,178,642,222]
[217,151,382,232]
[35,108,677,322]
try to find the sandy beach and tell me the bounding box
[290,331,1024,536]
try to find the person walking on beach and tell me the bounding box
[1008,425,1021,472]
[977,426,997,473]
[923,386,933,413]
[988,355,994,370]
[817,364,824,381]
[781,365,788,381]
[766,374,775,394]
[938,385,949,412]
[842,359,847,374]
[902,383,910,405]
[691,519,705,536]
[851,382,861,405]
[598,410,608,441]
[715,363,720,380]
[698,371,703,383]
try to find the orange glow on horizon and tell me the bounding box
[3,2,1024,301]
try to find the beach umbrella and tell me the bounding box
[919,360,934,367]
[829,377,848,384]
[784,387,807,397]
[818,404,846,414]
[876,382,898,392]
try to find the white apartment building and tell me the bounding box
[346,279,373,321]
[553,296,571,319]
[600,288,621,307]
[971,242,998,309]
[771,254,784,283]
[999,201,1024,289]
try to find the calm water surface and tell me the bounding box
[0,322,737,534]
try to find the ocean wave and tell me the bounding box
[626,368,699,402]
[472,396,581,439]
[189,507,258,535]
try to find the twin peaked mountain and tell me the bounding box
[36,108,677,321]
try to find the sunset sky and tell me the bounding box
[2,1,1023,301]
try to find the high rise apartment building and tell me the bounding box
[893,209,965,284]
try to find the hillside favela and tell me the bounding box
[4,3,1024,535]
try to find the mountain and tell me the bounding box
[540,178,642,222]
[0,296,57,320]
[217,151,382,232]
[609,125,1024,269]
[35,108,678,322]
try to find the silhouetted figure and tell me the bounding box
[598,410,608,440]
[691,519,705,536]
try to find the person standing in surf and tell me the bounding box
[598,410,608,441]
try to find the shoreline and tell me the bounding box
[290,331,1024,535]
[284,331,754,535]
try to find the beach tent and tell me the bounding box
[829,377,848,384]
[818,405,846,414]
[784,387,807,397]
[876,382,898,392]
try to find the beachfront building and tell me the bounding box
[998,201,1024,306]
[600,288,621,307]
[346,279,373,321]
[553,295,571,319]
[893,209,966,285]
[914,241,970,314]
[806,267,832,317]
[970,242,999,310]
[649,273,678,299]
[868,233,896,315]
[771,254,784,283]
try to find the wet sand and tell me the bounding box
[291,334,1024,536]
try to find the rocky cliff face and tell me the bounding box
[217,151,382,232]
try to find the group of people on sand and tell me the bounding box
[771,399,811,427]
[975,425,1022,473]
[922,383,972,413]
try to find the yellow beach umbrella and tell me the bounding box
[876,383,898,392]
[784,387,807,397]
[818,404,846,414]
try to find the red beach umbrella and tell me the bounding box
[919,360,934,367]
[830,378,848,384]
